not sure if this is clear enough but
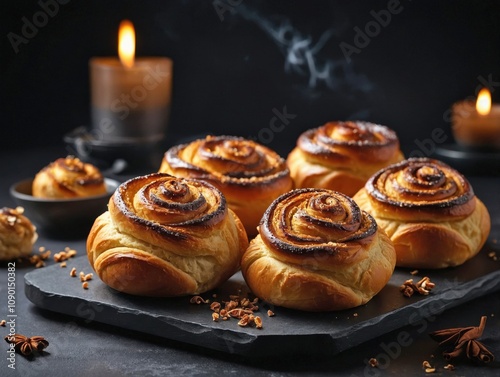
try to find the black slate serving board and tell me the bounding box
[25,245,500,358]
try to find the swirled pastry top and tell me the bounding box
[297,121,401,163]
[32,156,106,198]
[260,188,378,264]
[365,158,476,221]
[111,173,229,245]
[161,135,290,188]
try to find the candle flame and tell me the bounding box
[476,88,491,116]
[118,20,135,68]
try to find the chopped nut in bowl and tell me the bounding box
[10,177,119,237]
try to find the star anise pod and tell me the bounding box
[429,316,494,364]
[4,334,49,356]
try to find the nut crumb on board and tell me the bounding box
[190,291,272,329]
[368,358,378,367]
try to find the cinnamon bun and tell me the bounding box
[159,135,293,236]
[353,158,491,268]
[287,121,404,196]
[87,173,248,296]
[241,188,396,311]
[33,156,106,199]
[0,207,38,261]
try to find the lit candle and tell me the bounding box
[452,88,500,149]
[89,20,173,143]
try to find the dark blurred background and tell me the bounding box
[2,0,500,158]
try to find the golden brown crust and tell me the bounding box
[33,156,106,199]
[159,135,294,236]
[0,207,38,261]
[353,158,491,268]
[87,173,248,296]
[287,121,404,196]
[240,189,396,311]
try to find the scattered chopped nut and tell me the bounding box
[488,251,498,261]
[443,363,455,370]
[70,267,77,277]
[66,249,77,258]
[210,301,221,312]
[38,246,46,252]
[368,358,378,367]
[422,360,436,372]
[189,295,207,304]
[422,360,432,369]
[0,320,6,327]
[227,308,253,319]
[219,309,228,319]
[53,248,77,263]
[28,251,51,267]
[410,269,419,275]
[237,314,251,327]
[60,262,67,268]
[400,277,435,297]
[192,292,266,329]
[76,271,93,282]
[267,310,275,317]
[254,316,263,329]
[82,282,89,289]
[225,300,238,311]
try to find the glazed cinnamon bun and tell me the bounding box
[241,188,396,311]
[159,135,293,236]
[287,121,404,196]
[32,156,106,199]
[0,206,38,261]
[87,173,248,296]
[353,158,491,269]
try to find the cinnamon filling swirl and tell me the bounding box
[366,158,475,216]
[298,121,400,162]
[260,188,377,256]
[112,173,226,239]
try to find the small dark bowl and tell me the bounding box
[10,178,120,238]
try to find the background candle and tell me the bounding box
[90,20,173,143]
[452,88,500,149]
